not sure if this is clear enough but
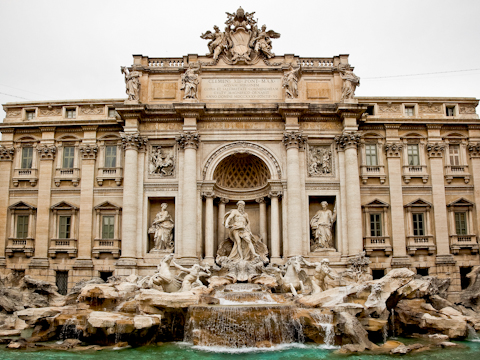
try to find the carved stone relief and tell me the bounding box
[149,146,175,177]
[378,104,401,113]
[39,107,62,116]
[419,104,442,114]
[459,105,477,114]
[308,145,333,177]
[6,110,20,118]
[80,106,104,115]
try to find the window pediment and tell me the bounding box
[363,199,389,208]
[94,201,121,211]
[405,198,432,208]
[9,201,36,211]
[51,201,78,211]
[447,198,474,208]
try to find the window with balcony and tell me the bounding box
[13,139,39,187]
[6,201,36,258]
[21,147,33,169]
[402,136,428,184]
[405,199,435,255]
[444,138,470,184]
[55,139,80,187]
[360,136,386,184]
[93,201,122,258]
[363,199,391,256]
[49,201,78,258]
[96,138,123,186]
[447,198,478,254]
[62,146,75,169]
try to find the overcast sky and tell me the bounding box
[1,0,479,122]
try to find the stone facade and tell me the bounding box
[0,9,479,297]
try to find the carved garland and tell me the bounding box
[202,141,282,180]
[79,144,98,159]
[384,142,403,158]
[37,145,57,160]
[0,146,15,161]
[426,142,445,158]
[468,142,480,158]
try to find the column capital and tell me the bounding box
[37,145,56,160]
[121,132,147,151]
[282,131,307,150]
[468,142,480,158]
[202,190,215,199]
[268,190,283,198]
[255,197,266,204]
[0,145,15,161]
[176,131,200,150]
[219,197,229,204]
[384,142,403,158]
[335,131,360,150]
[79,144,98,160]
[426,142,445,158]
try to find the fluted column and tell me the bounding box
[0,145,15,266]
[76,142,98,265]
[118,132,147,269]
[217,198,228,247]
[283,131,306,257]
[176,132,200,259]
[256,197,267,244]
[203,191,215,262]
[269,191,282,260]
[335,132,363,255]
[427,142,452,260]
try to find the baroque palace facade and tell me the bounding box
[0,8,479,297]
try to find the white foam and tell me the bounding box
[176,341,338,354]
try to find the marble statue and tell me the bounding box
[303,258,337,294]
[310,201,337,250]
[139,253,181,292]
[121,66,141,102]
[340,252,373,284]
[172,261,211,292]
[222,201,267,262]
[200,25,231,61]
[282,65,300,99]
[181,66,199,100]
[149,203,174,251]
[149,146,175,176]
[251,24,279,59]
[339,64,360,101]
[266,256,310,296]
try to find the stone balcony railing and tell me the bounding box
[407,235,436,255]
[12,168,38,187]
[450,235,478,254]
[54,168,80,187]
[444,165,470,184]
[6,238,35,257]
[92,239,121,258]
[48,238,78,258]
[360,165,386,184]
[402,165,429,184]
[96,167,123,186]
[364,236,392,256]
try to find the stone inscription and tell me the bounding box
[201,78,282,100]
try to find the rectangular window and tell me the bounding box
[66,109,76,119]
[446,107,455,116]
[56,271,69,295]
[104,146,117,168]
[108,108,117,118]
[370,213,382,237]
[407,144,420,166]
[405,106,415,116]
[412,213,425,236]
[449,145,460,166]
[365,144,378,166]
[21,147,33,169]
[16,215,29,239]
[59,216,71,239]
[62,146,75,168]
[102,216,115,239]
[455,212,468,235]
[25,110,35,120]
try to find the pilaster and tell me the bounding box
[203,190,215,263]
[0,145,14,266]
[268,190,282,262]
[217,197,229,251]
[468,142,480,241]
[256,197,268,244]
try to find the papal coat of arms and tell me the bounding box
[200,7,280,65]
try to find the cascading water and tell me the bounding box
[467,324,480,342]
[309,310,335,346]
[59,316,80,341]
[390,309,396,338]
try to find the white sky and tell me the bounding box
[1,0,479,121]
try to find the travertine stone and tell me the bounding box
[268,191,282,260]
[256,197,267,244]
[203,191,215,261]
[0,158,13,261]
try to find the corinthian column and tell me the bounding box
[176,132,200,260]
[269,191,282,261]
[256,197,267,244]
[283,131,307,257]
[118,132,147,271]
[203,191,215,263]
[335,132,363,255]
[217,198,229,248]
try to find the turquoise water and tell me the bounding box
[1,340,479,360]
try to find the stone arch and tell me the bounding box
[203,141,282,181]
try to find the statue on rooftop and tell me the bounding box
[200,25,231,61]
[250,24,280,59]
[181,65,199,100]
[282,65,300,99]
[121,66,141,102]
[339,64,360,101]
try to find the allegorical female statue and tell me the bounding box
[310,201,336,250]
[149,203,174,251]
[121,66,141,101]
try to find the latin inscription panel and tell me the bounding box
[201,78,282,100]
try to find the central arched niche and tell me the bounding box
[213,153,271,191]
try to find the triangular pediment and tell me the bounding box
[363,199,389,208]
[51,201,78,210]
[405,198,432,208]
[9,201,36,210]
[94,201,121,210]
[447,198,474,207]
